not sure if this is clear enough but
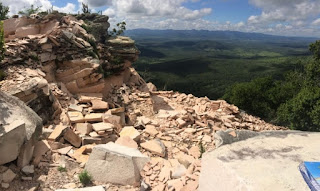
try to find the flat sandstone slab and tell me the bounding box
[199,131,320,191]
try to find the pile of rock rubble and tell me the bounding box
[0,12,286,191]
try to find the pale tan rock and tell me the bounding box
[91,100,109,110]
[176,153,195,168]
[63,128,81,147]
[181,180,198,191]
[176,118,187,128]
[92,122,114,132]
[145,125,159,136]
[228,130,237,137]
[78,93,102,103]
[71,146,89,163]
[56,146,73,155]
[109,107,125,114]
[202,135,212,143]
[172,164,187,179]
[75,123,92,135]
[119,126,141,142]
[2,169,16,183]
[68,111,85,123]
[84,113,103,122]
[1,183,9,189]
[188,146,201,159]
[140,139,166,157]
[33,140,51,158]
[115,136,138,149]
[158,165,171,182]
[48,125,67,141]
[184,128,196,134]
[63,183,77,189]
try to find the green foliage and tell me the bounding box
[199,142,205,158]
[57,166,67,172]
[88,38,98,57]
[0,21,4,62]
[81,3,90,14]
[78,170,92,186]
[18,5,41,16]
[277,87,320,131]
[224,40,320,131]
[0,70,6,81]
[0,3,9,20]
[109,22,126,36]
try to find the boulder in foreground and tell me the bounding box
[199,131,320,191]
[85,142,150,185]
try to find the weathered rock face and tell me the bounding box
[75,13,110,43]
[85,142,150,185]
[0,91,42,165]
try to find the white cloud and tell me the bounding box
[312,18,320,26]
[2,0,77,15]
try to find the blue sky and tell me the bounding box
[3,0,320,37]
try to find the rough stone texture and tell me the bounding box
[85,142,150,185]
[0,120,26,165]
[0,91,42,165]
[55,185,106,191]
[140,139,166,157]
[199,131,320,191]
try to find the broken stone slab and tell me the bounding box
[55,185,105,191]
[115,136,138,149]
[63,128,82,147]
[119,126,141,142]
[48,125,67,141]
[2,169,16,183]
[67,111,85,123]
[0,120,26,165]
[140,139,166,157]
[92,122,114,132]
[91,100,109,110]
[84,113,103,122]
[75,123,92,135]
[85,142,150,186]
[22,165,34,175]
[199,131,320,191]
[0,91,42,166]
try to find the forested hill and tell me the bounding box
[125,29,318,42]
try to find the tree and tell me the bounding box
[81,3,90,14]
[18,5,41,16]
[0,3,9,20]
[109,21,126,36]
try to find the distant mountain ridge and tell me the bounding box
[125,29,318,42]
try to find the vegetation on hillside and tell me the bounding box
[223,41,320,131]
[18,5,41,16]
[0,3,9,20]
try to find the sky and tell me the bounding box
[2,0,320,37]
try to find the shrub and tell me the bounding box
[18,5,41,16]
[78,170,92,186]
[57,166,67,172]
[109,22,126,36]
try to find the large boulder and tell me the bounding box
[199,131,320,191]
[85,142,150,186]
[0,91,42,166]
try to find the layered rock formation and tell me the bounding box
[0,13,287,191]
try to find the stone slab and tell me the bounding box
[199,131,320,191]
